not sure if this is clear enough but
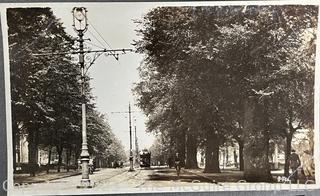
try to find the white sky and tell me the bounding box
[51,4,158,151]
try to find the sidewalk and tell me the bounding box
[183,168,244,182]
[14,170,81,184]
[150,168,244,183]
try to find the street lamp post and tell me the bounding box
[72,7,92,188]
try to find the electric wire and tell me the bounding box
[86,19,114,51]
[84,40,106,50]
[79,11,130,63]
[80,10,114,52]
[86,21,119,60]
[87,29,107,49]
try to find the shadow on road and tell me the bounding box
[147,168,228,183]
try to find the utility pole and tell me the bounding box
[128,103,134,171]
[134,119,139,166]
[111,103,136,171]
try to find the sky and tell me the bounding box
[51,3,159,151]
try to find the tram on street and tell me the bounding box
[139,149,151,167]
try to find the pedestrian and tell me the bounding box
[174,153,182,177]
[233,149,238,168]
[289,149,301,183]
[167,157,171,168]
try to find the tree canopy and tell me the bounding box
[8,8,126,175]
[134,5,317,180]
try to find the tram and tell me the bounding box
[139,149,151,167]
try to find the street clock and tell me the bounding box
[72,7,88,32]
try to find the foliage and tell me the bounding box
[8,8,125,172]
[133,5,317,175]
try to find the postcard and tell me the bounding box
[1,1,319,195]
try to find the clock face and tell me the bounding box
[74,9,85,21]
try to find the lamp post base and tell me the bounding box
[128,168,135,172]
[76,179,95,188]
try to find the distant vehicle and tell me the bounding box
[140,149,151,167]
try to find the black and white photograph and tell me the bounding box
[2,1,320,195]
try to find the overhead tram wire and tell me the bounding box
[85,18,120,60]
[79,11,122,61]
[85,22,121,62]
[84,30,122,64]
[79,10,116,51]
[85,31,122,64]
[86,29,106,49]
[84,40,106,50]
[84,31,121,63]
[33,11,133,61]
[86,19,114,50]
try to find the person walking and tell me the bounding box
[174,153,182,177]
[289,149,301,183]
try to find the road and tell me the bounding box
[11,167,318,195]
[11,166,220,195]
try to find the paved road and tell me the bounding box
[12,167,128,195]
[10,167,318,195]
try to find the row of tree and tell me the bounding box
[134,5,317,181]
[8,8,126,176]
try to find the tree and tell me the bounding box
[105,133,127,167]
[8,7,80,176]
[8,8,122,176]
[204,5,317,180]
[149,134,171,165]
[134,5,317,180]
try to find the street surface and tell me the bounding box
[11,167,318,195]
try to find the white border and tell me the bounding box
[1,1,320,195]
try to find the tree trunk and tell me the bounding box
[226,146,229,166]
[47,146,52,174]
[204,128,221,173]
[17,138,21,164]
[243,98,272,182]
[284,133,293,177]
[75,148,80,169]
[71,147,77,171]
[28,129,38,177]
[176,129,186,167]
[185,132,198,169]
[57,145,63,172]
[66,147,71,172]
[238,140,244,171]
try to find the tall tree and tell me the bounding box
[134,5,317,179]
[8,8,79,176]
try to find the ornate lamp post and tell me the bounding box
[72,7,92,188]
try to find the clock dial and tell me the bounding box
[75,11,84,21]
